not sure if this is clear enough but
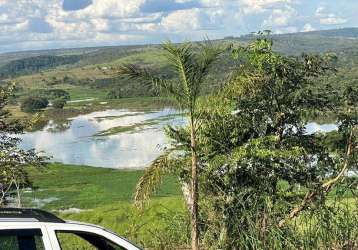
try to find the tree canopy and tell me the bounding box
[125,36,358,249]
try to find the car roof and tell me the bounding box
[0,208,65,223]
[0,208,107,229]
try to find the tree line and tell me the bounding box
[0,55,82,79]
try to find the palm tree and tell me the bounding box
[117,41,224,250]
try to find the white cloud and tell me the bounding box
[263,5,297,27]
[320,17,347,25]
[302,23,315,32]
[199,0,223,7]
[120,13,162,24]
[0,20,29,33]
[315,5,347,26]
[0,13,8,23]
[160,8,203,32]
[90,18,109,32]
[315,6,326,17]
[241,0,293,14]
[0,0,357,52]
[276,26,298,34]
[73,0,145,19]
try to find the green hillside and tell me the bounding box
[0,55,83,78]
[2,27,357,64]
[1,28,358,119]
[1,27,357,77]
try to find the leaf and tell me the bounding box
[134,151,173,209]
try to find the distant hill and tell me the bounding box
[3,27,357,105]
[0,45,157,79]
[298,28,358,38]
[237,27,358,40]
[1,27,358,79]
[0,55,82,79]
[0,27,355,58]
[0,47,96,67]
[235,27,358,55]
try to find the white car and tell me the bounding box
[0,208,141,250]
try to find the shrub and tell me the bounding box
[52,98,66,109]
[21,97,49,113]
[29,89,70,100]
[106,89,123,99]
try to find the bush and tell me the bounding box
[21,97,49,113]
[29,89,70,100]
[106,89,123,99]
[52,98,66,109]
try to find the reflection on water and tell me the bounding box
[19,108,183,169]
[19,109,337,169]
[305,122,338,134]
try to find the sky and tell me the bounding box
[0,0,357,53]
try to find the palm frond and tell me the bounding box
[117,64,164,90]
[162,41,196,107]
[117,63,186,104]
[134,150,173,209]
[165,125,191,150]
[197,39,227,80]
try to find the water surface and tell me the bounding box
[305,122,338,134]
[19,110,337,169]
[20,108,182,169]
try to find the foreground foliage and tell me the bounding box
[0,84,46,207]
[127,36,358,249]
[21,163,356,250]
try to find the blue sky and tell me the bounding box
[0,0,357,53]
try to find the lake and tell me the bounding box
[20,108,183,169]
[19,108,337,169]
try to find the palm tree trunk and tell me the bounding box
[190,116,199,250]
[181,181,193,212]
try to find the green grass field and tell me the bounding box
[24,163,182,210]
[23,163,187,248]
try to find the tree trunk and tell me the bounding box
[181,181,193,212]
[0,181,13,207]
[15,181,22,208]
[279,126,355,228]
[0,189,5,207]
[190,116,199,250]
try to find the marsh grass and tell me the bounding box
[94,120,159,136]
[94,113,180,136]
[23,163,182,210]
[201,200,358,250]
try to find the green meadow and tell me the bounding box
[23,163,187,248]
